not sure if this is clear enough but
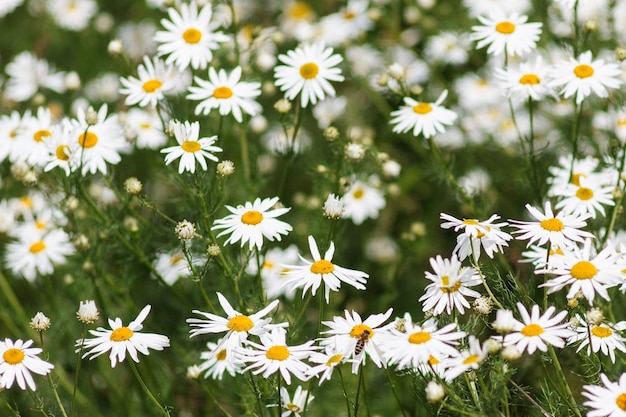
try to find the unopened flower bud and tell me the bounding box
[501,345,521,361]
[73,234,90,251]
[274,98,292,113]
[492,309,515,334]
[484,338,502,354]
[77,300,99,324]
[323,126,339,141]
[85,108,99,126]
[425,381,445,403]
[585,307,604,325]
[616,47,626,61]
[217,160,235,176]
[323,193,344,219]
[187,365,202,379]
[207,244,221,256]
[30,312,51,331]
[388,63,406,81]
[345,143,366,161]
[473,297,493,315]
[108,39,123,56]
[124,177,143,195]
[176,220,196,240]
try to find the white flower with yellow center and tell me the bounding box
[499,303,574,355]
[282,235,369,304]
[583,373,626,416]
[341,178,385,225]
[539,239,622,305]
[187,66,262,122]
[43,121,79,176]
[160,120,222,174]
[568,316,626,363]
[245,245,301,300]
[0,110,24,163]
[152,249,205,286]
[549,50,622,105]
[198,339,243,380]
[154,0,230,71]
[0,338,53,391]
[440,213,512,261]
[470,12,542,57]
[46,0,98,31]
[78,305,170,368]
[552,176,615,219]
[274,42,344,108]
[306,345,348,385]
[494,57,556,102]
[14,107,55,168]
[444,336,488,381]
[390,90,457,139]
[238,328,316,385]
[212,196,292,251]
[187,292,283,349]
[124,107,167,150]
[547,155,600,195]
[419,255,482,316]
[274,385,314,417]
[119,55,178,108]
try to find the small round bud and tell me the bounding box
[187,365,202,379]
[124,177,143,195]
[274,98,292,113]
[176,220,196,240]
[262,81,276,95]
[217,160,235,176]
[484,338,502,354]
[567,297,579,308]
[11,162,30,180]
[425,381,445,403]
[249,115,268,133]
[585,307,604,325]
[32,93,46,106]
[473,297,493,315]
[388,63,406,81]
[64,196,79,211]
[382,160,401,178]
[77,300,100,324]
[501,345,522,361]
[85,108,99,125]
[345,143,366,161]
[395,318,407,333]
[73,234,90,251]
[166,119,180,136]
[124,216,139,232]
[409,85,424,96]
[107,39,123,56]
[65,71,81,90]
[323,126,339,141]
[492,309,515,334]
[376,73,389,87]
[410,222,426,237]
[22,170,38,186]
[569,316,581,327]
[207,244,221,256]
[584,19,597,31]
[30,312,51,331]
[323,194,344,219]
[616,47,626,61]
[376,152,390,163]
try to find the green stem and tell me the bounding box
[337,367,353,417]
[384,367,409,417]
[71,324,88,417]
[569,101,584,180]
[197,379,236,417]
[470,254,503,309]
[354,367,365,417]
[247,374,266,417]
[463,373,481,411]
[547,346,583,417]
[509,379,551,417]
[128,360,171,417]
[39,332,69,417]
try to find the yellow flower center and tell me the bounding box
[29,241,46,253]
[353,188,364,199]
[3,348,25,365]
[571,173,585,186]
[34,129,52,142]
[287,403,301,413]
[78,131,98,148]
[616,393,626,410]
[170,253,184,265]
[262,260,275,269]
[441,280,462,293]
[266,345,290,361]
[300,62,319,80]
[408,331,432,344]
[550,247,565,256]
[216,349,227,361]
[428,355,440,365]
[227,315,254,332]
[570,260,597,280]
[412,103,433,114]
[142,79,163,93]
[520,323,543,337]
[575,187,594,201]
[110,327,134,342]
[495,21,516,34]
[343,11,356,20]
[181,141,201,153]
[288,2,312,19]
[55,145,70,161]
[618,119,626,127]
[326,353,343,366]
[519,74,540,85]
[213,86,233,99]
[574,64,594,79]
[35,221,46,229]
[183,28,202,44]
[241,210,264,225]
[310,259,334,274]
[591,326,612,338]
[540,218,564,232]
[463,354,479,365]
[350,324,374,339]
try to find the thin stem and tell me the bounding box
[463,373,481,411]
[509,379,551,417]
[469,252,504,309]
[354,367,365,417]
[317,292,325,337]
[197,379,236,417]
[39,333,69,417]
[569,101,584,179]
[527,97,541,202]
[276,373,282,417]
[71,324,88,417]
[128,360,171,417]
[547,346,583,417]
[247,373,266,417]
[337,367,353,417]
[384,367,409,417]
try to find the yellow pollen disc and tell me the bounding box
[571,173,585,186]
[408,331,432,344]
[287,404,301,413]
[241,210,264,225]
[343,11,356,19]
[618,119,626,127]
[183,28,202,44]
[495,21,516,34]
[21,197,33,208]
[463,354,479,365]
[55,145,70,161]
[441,275,450,286]
[478,79,488,86]
[591,326,612,338]
[78,131,98,148]
[262,260,275,269]
[412,103,433,114]
[3,348,25,365]
[576,187,594,201]
[310,259,335,274]
[326,353,343,366]
[213,86,233,99]
[550,247,565,256]
[428,355,440,365]
[353,188,364,199]
[170,253,184,265]
[441,280,462,294]
[227,315,254,332]
[617,393,626,410]
[540,218,564,232]
[266,345,290,361]
[350,324,374,338]
[181,140,201,153]
[34,129,52,142]
[142,79,163,93]
[570,260,598,280]
[35,221,46,229]
[520,323,543,337]
[110,327,134,342]
[289,2,312,19]
[29,241,46,253]
[9,129,17,138]
[519,74,541,85]
[574,64,594,79]
[300,62,319,80]
[463,219,479,225]
[476,230,486,239]
[216,349,227,361]
[140,123,151,129]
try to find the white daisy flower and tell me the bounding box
[552,176,615,219]
[470,12,542,57]
[78,305,170,368]
[444,336,488,381]
[187,66,262,122]
[46,0,98,31]
[341,178,385,225]
[245,245,301,300]
[43,121,78,176]
[305,345,347,385]
[549,50,622,105]
[272,385,314,417]
[389,90,457,138]
[160,120,222,174]
[119,55,178,108]
[3,51,66,102]
[582,373,626,416]
[521,244,569,271]
[152,249,205,286]
[274,42,344,108]
[0,338,54,391]
[0,110,24,163]
[13,107,55,168]
[154,0,230,70]
[212,196,292,251]
[494,57,556,102]
[238,328,316,385]
[498,303,574,355]
[198,338,243,380]
[547,155,601,194]
[568,316,626,363]
[419,255,482,316]
[440,213,512,261]
[282,235,369,304]
[124,108,167,149]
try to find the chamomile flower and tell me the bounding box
[274,42,345,108]
[547,155,601,194]
[187,66,262,122]
[274,386,314,417]
[470,12,542,57]
[552,176,615,219]
[78,305,170,368]
[46,0,98,31]
[0,338,54,391]
[498,303,574,355]
[390,90,457,139]
[245,245,300,300]
[582,373,626,416]
[419,255,482,316]
[124,108,167,149]
[187,292,283,349]
[494,57,556,102]
[238,328,316,385]
[549,51,622,105]
[119,56,178,108]
[154,0,230,71]
[4,51,66,102]
[212,196,292,251]
[341,178,385,225]
[152,249,205,286]
[282,235,369,304]
[440,213,512,261]
[14,107,55,168]
[509,202,594,248]
[306,345,347,385]
[160,120,222,174]
[444,336,488,381]
[568,316,626,363]
[43,121,78,176]
[198,339,243,380]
